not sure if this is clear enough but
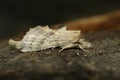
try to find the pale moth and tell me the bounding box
[9,25,91,52]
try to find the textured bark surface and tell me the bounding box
[0,31,120,80]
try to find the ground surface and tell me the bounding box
[0,31,120,80]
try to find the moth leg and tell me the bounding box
[76,39,91,52]
[75,44,89,52]
[59,44,75,53]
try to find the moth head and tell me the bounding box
[79,39,91,48]
[9,39,22,50]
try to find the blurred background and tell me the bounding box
[0,0,120,39]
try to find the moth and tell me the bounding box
[9,25,91,52]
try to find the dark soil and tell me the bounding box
[0,31,120,80]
